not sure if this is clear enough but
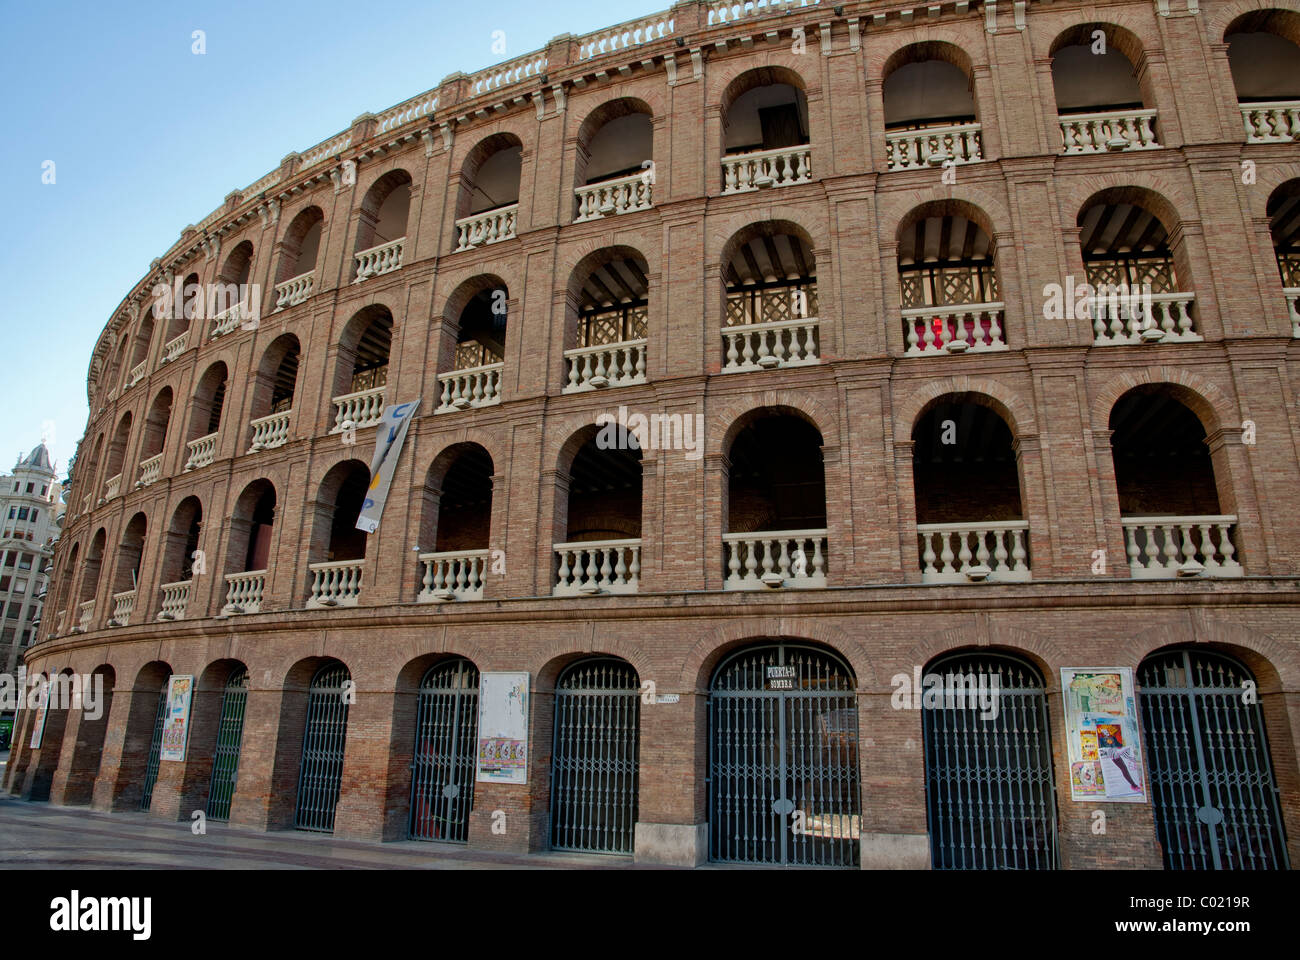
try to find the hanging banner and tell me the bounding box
[476,671,529,785]
[355,398,421,534]
[1061,667,1147,803]
[160,675,195,762]
[28,680,49,749]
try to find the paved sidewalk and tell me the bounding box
[0,798,645,870]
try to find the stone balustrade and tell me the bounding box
[160,331,189,365]
[435,363,503,412]
[126,361,146,388]
[137,453,163,488]
[184,432,218,471]
[885,122,983,171]
[76,599,95,633]
[209,302,250,340]
[574,172,653,222]
[306,559,364,608]
[330,386,387,432]
[418,550,489,602]
[1091,292,1198,345]
[455,205,517,251]
[1122,516,1243,579]
[157,579,192,620]
[274,271,314,310]
[577,12,674,58]
[1059,109,1160,154]
[918,521,1032,583]
[563,340,647,392]
[1286,288,1300,338]
[722,317,820,372]
[108,589,135,627]
[223,570,267,614]
[902,302,1006,355]
[248,410,291,452]
[102,473,121,503]
[721,145,813,194]
[723,530,828,590]
[1240,101,1300,144]
[553,539,641,596]
[353,237,405,282]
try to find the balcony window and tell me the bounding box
[575,102,654,222]
[720,69,811,193]
[553,427,642,596]
[882,43,983,169]
[274,206,322,310]
[353,171,411,282]
[455,135,521,251]
[248,334,299,451]
[1268,181,1300,336]
[1227,13,1300,142]
[565,249,649,392]
[417,444,493,602]
[223,480,275,614]
[435,280,505,412]
[306,460,370,608]
[721,224,820,371]
[1051,25,1159,153]
[331,306,392,431]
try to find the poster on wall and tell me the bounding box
[1061,667,1147,803]
[475,672,529,785]
[160,675,195,762]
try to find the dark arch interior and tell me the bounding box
[326,464,370,561]
[723,81,808,153]
[727,416,826,533]
[435,447,493,552]
[565,433,642,541]
[454,288,507,367]
[913,402,1021,523]
[1109,388,1219,516]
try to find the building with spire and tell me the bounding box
[0,444,61,678]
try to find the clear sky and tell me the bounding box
[0,0,661,481]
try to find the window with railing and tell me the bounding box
[1279,253,1300,287]
[578,303,648,347]
[725,282,818,326]
[1084,256,1178,293]
[452,341,503,370]
[349,363,388,394]
[899,263,998,309]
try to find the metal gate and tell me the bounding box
[551,658,640,854]
[708,643,861,866]
[409,658,479,842]
[206,668,249,821]
[294,663,351,833]
[923,652,1059,869]
[139,690,167,811]
[1139,648,1290,870]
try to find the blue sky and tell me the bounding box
[0,0,660,481]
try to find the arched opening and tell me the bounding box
[109,339,129,392]
[417,445,493,602]
[184,362,227,471]
[1227,10,1300,143]
[139,388,172,465]
[455,134,521,251]
[126,661,172,812]
[306,460,370,607]
[564,248,649,391]
[273,206,323,310]
[434,279,506,412]
[897,202,1004,353]
[294,660,352,833]
[882,42,983,168]
[330,306,391,431]
[720,68,812,192]
[353,170,412,281]
[194,660,250,822]
[575,100,654,221]
[1109,385,1241,578]
[248,334,299,450]
[1139,647,1290,869]
[212,240,254,319]
[102,414,131,500]
[553,426,642,595]
[408,657,479,841]
[127,307,155,376]
[1051,24,1159,153]
[1268,181,1300,333]
[913,397,1030,582]
[923,650,1059,869]
[108,512,146,626]
[725,411,827,589]
[1078,189,1198,344]
[721,223,820,371]
[21,668,78,801]
[51,541,78,635]
[158,496,202,620]
[75,529,106,631]
[551,657,641,855]
[58,664,114,805]
[222,479,276,614]
[708,641,860,866]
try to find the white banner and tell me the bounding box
[356,398,420,534]
[476,672,529,785]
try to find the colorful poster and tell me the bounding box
[1061,667,1147,803]
[160,675,194,762]
[476,672,529,785]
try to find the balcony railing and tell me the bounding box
[1240,101,1300,144]
[108,589,135,627]
[435,363,503,412]
[563,340,647,392]
[223,570,266,614]
[902,302,1006,355]
[1122,516,1242,579]
[126,361,146,388]
[1091,292,1198,346]
[274,271,314,310]
[307,559,364,608]
[76,599,95,633]
[885,122,983,171]
[723,529,828,590]
[455,204,518,252]
[917,521,1031,583]
[1059,109,1160,154]
[553,539,641,596]
[722,317,820,372]
[136,453,163,488]
[157,579,191,620]
[418,549,489,602]
[160,331,189,365]
[575,172,654,222]
[353,237,405,282]
[248,410,291,451]
[184,432,218,471]
[1286,288,1300,338]
[101,473,121,503]
[209,302,250,340]
[331,386,386,432]
[721,145,812,194]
